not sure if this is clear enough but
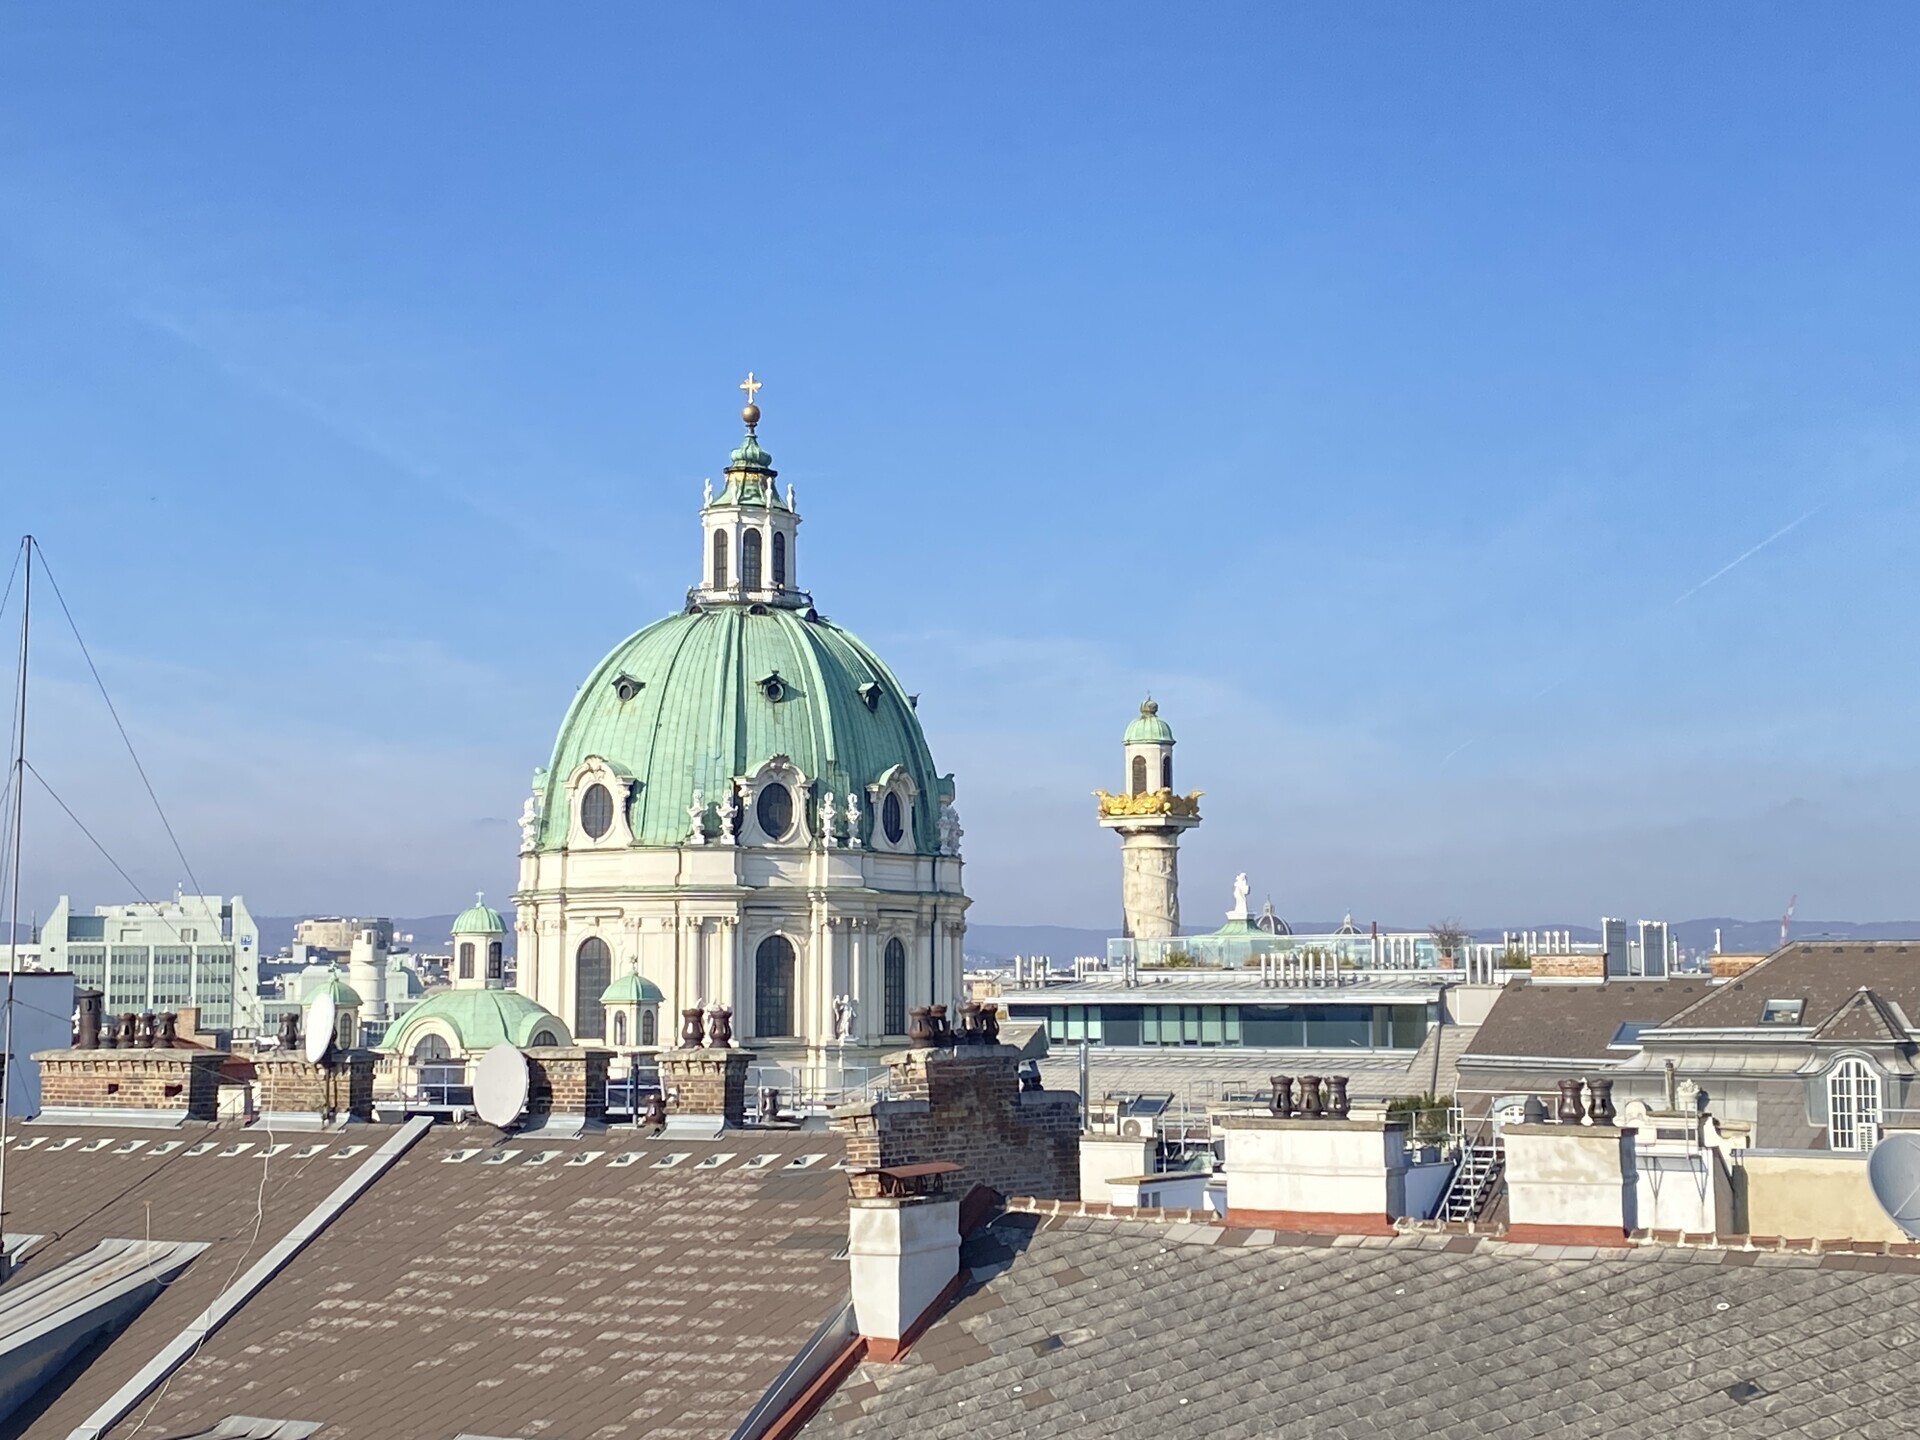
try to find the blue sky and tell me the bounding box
[3,5,1919,930]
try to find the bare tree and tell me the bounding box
[1429,919,1469,958]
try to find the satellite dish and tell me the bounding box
[1867,1132,1920,1239]
[305,991,337,1064]
[474,1044,530,1130]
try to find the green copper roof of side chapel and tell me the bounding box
[379,987,568,1051]
[1124,696,1175,745]
[452,895,506,934]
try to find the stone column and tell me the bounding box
[1118,831,1181,939]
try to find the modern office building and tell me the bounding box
[1601,914,1670,978]
[39,893,261,1038]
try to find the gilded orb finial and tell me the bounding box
[739,371,763,429]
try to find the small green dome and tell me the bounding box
[599,971,665,1005]
[1123,696,1175,745]
[302,970,362,1008]
[536,606,945,850]
[379,987,568,1052]
[452,894,506,934]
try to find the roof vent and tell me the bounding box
[759,672,787,702]
[611,673,644,702]
[1725,1379,1767,1405]
[858,681,882,712]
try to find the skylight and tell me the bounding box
[1608,1021,1653,1048]
[1760,998,1806,1025]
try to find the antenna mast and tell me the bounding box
[0,536,30,1253]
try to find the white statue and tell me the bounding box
[1229,872,1250,921]
[844,791,863,849]
[820,791,839,847]
[937,800,964,856]
[1675,1077,1701,1112]
[703,477,713,504]
[720,788,740,845]
[687,789,706,846]
[832,993,857,1044]
[518,794,541,852]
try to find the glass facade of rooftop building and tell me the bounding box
[1008,1000,1432,1051]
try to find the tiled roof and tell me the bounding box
[1462,977,1708,1063]
[1808,987,1908,1043]
[1,1126,394,1440]
[103,1126,850,1440]
[1662,941,1920,1032]
[1,1124,851,1440]
[805,1214,1920,1440]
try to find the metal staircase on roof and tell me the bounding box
[1437,1133,1505,1223]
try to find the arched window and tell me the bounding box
[882,791,905,845]
[575,937,612,1040]
[613,1011,628,1046]
[1131,755,1148,794]
[884,937,908,1035]
[411,1033,452,1065]
[580,782,614,840]
[1161,754,1173,789]
[1828,1057,1882,1151]
[458,942,474,980]
[641,1008,657,1046]
[772,531,787,586]
[712,529,728,587]
[530,1028,561,1047]
[487,941,503,981]
[742,529,763,589]
[755,934,796,1037]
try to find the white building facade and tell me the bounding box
[40,893,261,1037]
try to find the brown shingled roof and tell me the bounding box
[1460,976,1707,1063]
[1808,987,1908,1043]
[1661,941,1920,1032]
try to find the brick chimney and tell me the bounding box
[1529,953,1605,981]
[255,1052,378,1128]
[832,1044,1079,1203]
[523,1046,611,1132]
[36,1046,229,1125]
[657,1047,753,1128]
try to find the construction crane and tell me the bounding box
[1780,894,1797,947]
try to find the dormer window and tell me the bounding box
[858,681,881,712]
[759,671,787,702]
[611,673,644,702]
[1760,998,1805,1025]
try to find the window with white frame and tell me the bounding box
[1827,1056,1882,1151]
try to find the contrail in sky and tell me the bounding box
[1671,503,1826,607]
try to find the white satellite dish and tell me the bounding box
[305,991,337,1064]
[473,1044,530,1130]
[1867,1132,1920,1239]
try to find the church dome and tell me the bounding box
[599,972,665,1005]
[537,604,944,849]
[378,987,569,1052]
[1123,697,1175,745]
[301,970,362,1007]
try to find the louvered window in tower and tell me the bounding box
[713,530,728,588]
[1131,755,1148,794]
[772,531,787,586]
[742,529,763,589]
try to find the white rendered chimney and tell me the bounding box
[848,1197,960,1361]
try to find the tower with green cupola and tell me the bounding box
[1095,697,1203,939]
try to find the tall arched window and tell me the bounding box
[1131,755,1148,794]
[772,531,787,586]
[641,1009,657,1046]
[458,942,474,980]
[1828,1056,1882,1151]
[713,529,728,587]
[613,1011,628,1047]
[486,941,503,981]
[742,529,763,589]
[575,937,612,1040]
[755,934,796,1037]
[884,937,908,1035]
[1161,755,1173,789]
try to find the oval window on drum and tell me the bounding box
[756,781,793,839]
[580,783,614,839]
[882,790,905,845]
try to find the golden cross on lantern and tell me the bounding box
[739,372,763,405]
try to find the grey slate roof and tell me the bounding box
[1665,941,1920,1032]
[1463,976,1708,1063]
[805,1215,1920,1440]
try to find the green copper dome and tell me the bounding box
[537,605,946,850]
[379,987,569,1051]
[451,895,506,934]
[301,970,362,1008]
[1123,697,1175,745]
[600,971,665,1005]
